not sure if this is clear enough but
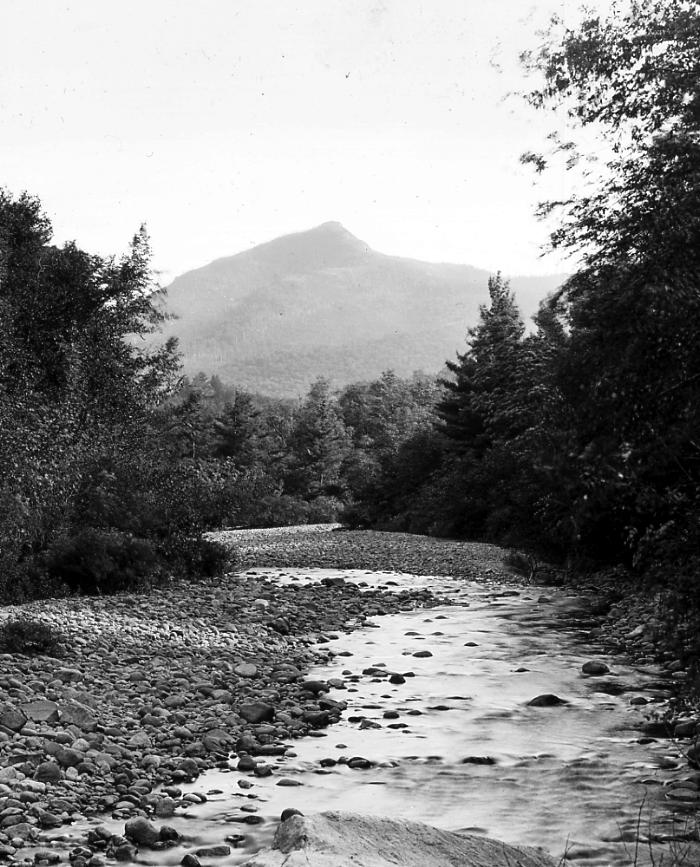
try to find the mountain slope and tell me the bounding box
[162,222,565,397]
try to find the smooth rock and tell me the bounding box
[581,661,609,676]
[234,664,258,678]
[239,703,275,724]
[240,811,555,866]
[527,694,568,707]
[125,816,160,847]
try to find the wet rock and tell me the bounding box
[281,808,304,822]
[461,756,496,765]
[581,661,609,676]
[674,719,698,738]
[237,755,257,772]
[389,674,405,685]
[347,757,373,769]
[303,710,330,728]
[181,856,202,867]
[154,797,177,818]
[125,816,160,847]
[33,850,61,864]
[412,650,433,658]
[202,729,232,753]
[114,843,138,861]
[194,846,231,858]
[241,811,556,866]
[527,694,568,707]
[641,721,671,738]
[301,681,328,696]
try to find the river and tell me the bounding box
[54,564,699,867]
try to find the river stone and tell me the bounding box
[0,704,27,732]
[301,681,328,695]
[581,661,610,676]
[234,663,258,678]
[34,762,63,783]
[20,700,59,724]
[56,747,83,768]
[125,816,160,847]
[202,729,232,752]
[527,694,568,707]
[194,846,231,857]
[239,703,275,724]
[128,731,153,749]
[412,651,433,658]
[240,811,556,866]
[58,699,96,730]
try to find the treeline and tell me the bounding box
[352,0,700,611]
[160,368,440,530]
[0,192,234,601]
[0,198,439,605]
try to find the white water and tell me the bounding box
[54,569,699,866]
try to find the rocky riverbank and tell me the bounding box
[0,526,697,866]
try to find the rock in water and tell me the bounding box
[240,811,555,866]
[527,694,568,707]
[581,661,610,676]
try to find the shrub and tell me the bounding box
[0,617,65,656]
[160,535,233,578]
[46,529,160,594]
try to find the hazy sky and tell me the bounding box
[1,1,611,281]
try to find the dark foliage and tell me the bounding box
[0,617,65,656]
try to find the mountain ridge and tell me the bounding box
[161,223,566,397]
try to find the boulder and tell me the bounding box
[241,812,555,866]
[581,661,609,676]
[20,700,59,724]
[125,816,160,847]
[527,694,568,707]
[58,699,96,731]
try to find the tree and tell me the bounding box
[0,189,235,599]
[522,0,700,567]
[285,378,351,499]
[437,274,527,452]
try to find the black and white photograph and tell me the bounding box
[1,1,699,864]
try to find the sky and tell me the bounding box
[1,0,613,282]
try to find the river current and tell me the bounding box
[62,567,700,865]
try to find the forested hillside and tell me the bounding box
[162,222,565,396]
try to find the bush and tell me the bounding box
[0,617,65,656]
[46,529,160,594]
[160,535,233,578]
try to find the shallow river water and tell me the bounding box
[61,568,700,865]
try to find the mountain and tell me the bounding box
[161,222,565,398]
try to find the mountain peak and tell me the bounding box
[247,221,371,271]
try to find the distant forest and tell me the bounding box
[0,0,699,653]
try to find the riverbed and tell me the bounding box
[54,562,699,866]
[5,528,699,867]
